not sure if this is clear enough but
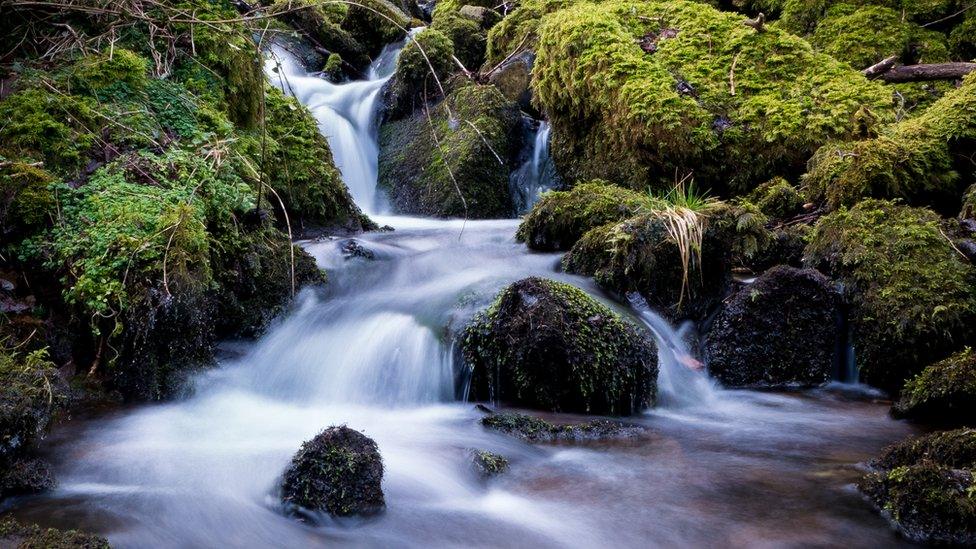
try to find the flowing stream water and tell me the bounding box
[5,36,921,548]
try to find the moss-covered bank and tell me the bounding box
[893,348,976,425]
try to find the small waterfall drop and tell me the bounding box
[265,39,408,214]
[511,120,559,212]
[627,293,718,409]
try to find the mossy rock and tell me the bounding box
[516,0,891,192]
[480,409,646,441]
[431,0,494,68]
[803,74,976,212]
[0,518,109,549]
[779,0,960,35]
[704,266,839,388]
[0,348,68,464]
[378,84,521,218]
[746,223,812,272]
[279,426,385,517]
[893,348,976,425]
[748,177,803,220]
[488,50,536,112]
[383,29,456,121]
[859,429,976,544]
[516,181,655,251]
[563,209,734,321]
[963,184,976,219]
[804,199,976,391]
[462,277,658,415]
[341,0,411,56]
[323,53,344,82]
[471,450,509,476]
[0,160,56,244]
[1,457,56,500]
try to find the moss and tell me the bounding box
[950,12,976,60]
[804,199,976,391]
[803,74,976,211]
[807,4,948,69]
[860,429,976,544]
[893,348,976,424]
[480,410,645,441]
[516,181,656,251]
[0,88,98,177]
[462,277,658,415]
[70,48,149,97]
[0,160,56,244]
[514,0,890,192]
[378,83,521,218]
[486,0,571,66]
[472,450,509,476]
[748,177,803,219]
[431,10,489,69]
[384,28,456,120]
[963,184,976,219]
[341,0,411,55]
[0,348,67,464]
[270,0,372,70]
[747,222,812,271]
[279,426,385,517]
[323,53,344,82]
[779,0,959,35]
[0,518,109,549]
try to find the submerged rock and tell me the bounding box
[516,181,654,252]
[805,199,976,392]
[0,517,109,549]
[279,426,385,518]
[893,348,976,426]
[462,277,657,415]
[480,410,645,443]
[704,266,839,388]
[859,429,976,545]
[471,449,509,477]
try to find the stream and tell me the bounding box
[4,33,920,548]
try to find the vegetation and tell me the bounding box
[480,410,645,441]
[893,348,976,425]
[384,29,456,120]
[0,518,109,549]
[462,277,658,415]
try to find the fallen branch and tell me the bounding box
[863,59,976,83]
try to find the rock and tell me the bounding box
[892,348,976,425]
[0,517,109,549]
[746,224,811,273]
[0,457,55,499]
[859,429,976,545]
[430,1,490,69]
[461,277,657,415]
[488,50,535,112]
[1,349,68,464]
[458,5,501,29]
[340,239,376,260]
[383,28,456,121]
[378,84,521,218]
[516,181,653,252]
[805,199,976,392]
[480,410,646,442]
[471,450,509,477]
[703,266,839,388]
[279,426,385,518]
[962,184,975,220]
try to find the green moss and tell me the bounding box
[873,428,976,470]
[0,347,67,464]
[516,181,656,251]
[71,48,149,97]
[480,410,643,441]
[385,28,456,120]
[748,177,803,219]
[0,88,98,176]
[270,0,371,69]
[804,199,976,391]
[378,83,521,218]
[462,277,658,415]
[893,348,976,424]
[0,160,56,243]
[486,0,571,66]
[963,184,976,218]
[512,0,890,192]
[0,518,109,549]
[323,53,344,82]
[472,450,509,476]
[431,9,489,69]
[803,74,976,211]
[779,0,958,34]
[950,12,976,60]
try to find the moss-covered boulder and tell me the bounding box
[748,177,804,220]
[859,429,976,544]
[746,223,811,272]
[563,207,737,321]
[516,181,654,251]
[280,426,385,518]
[0,160,56,245]
[893,348,976,425]
[383,29,456,121]
[0,349,67,465]
[804,74,976,212]
[704,266,839,388]
[805,200,976,391]
[480,409,646,441]
[963,184,976,220]
[378,84,521,218]
[0,518,109,549]
[471,450,509,476]
[488,50,536,112]
[462,278,657,415]
[507,0,890,192]
[430,0,496,69]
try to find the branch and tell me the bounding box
[863,59,976,83]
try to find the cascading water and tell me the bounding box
[8,37,920,549]
[511,120,559,213]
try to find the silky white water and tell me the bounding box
[7,36,918,548]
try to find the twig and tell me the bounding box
[728,52,740,96]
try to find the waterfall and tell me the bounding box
[264,39,407,214]
[511,120,559,213]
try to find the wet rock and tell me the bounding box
[462,277,657,416]
[471,450,509,477]
[0,457,55,499]
[1,349,68,464]
[746,224,810,272]
[892,349,976,426]
[480,410,646,442]
[280,426,385,518]
[0,517,109,549]
[859,429,976,544]
[458,5,501,29]
[704,266,839,388]
[383,28,456,121]
[488,50,535,112]
[340,239,376,260]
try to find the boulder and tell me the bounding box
[480,410,646,442]
[383,28,456,121]
[893,348,976,425]
[748,177,804,220]
[462,277,657,415]
[516,181,654,251]
[804,199,976,392]
[378,84,521,218]
[859,429,976,545]
[280,426,385,517]
[471,450,509,477]
[488,50,535,112]
[704,266,839,388]
[0,458,55,500]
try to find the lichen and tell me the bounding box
[804,199,976,391]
